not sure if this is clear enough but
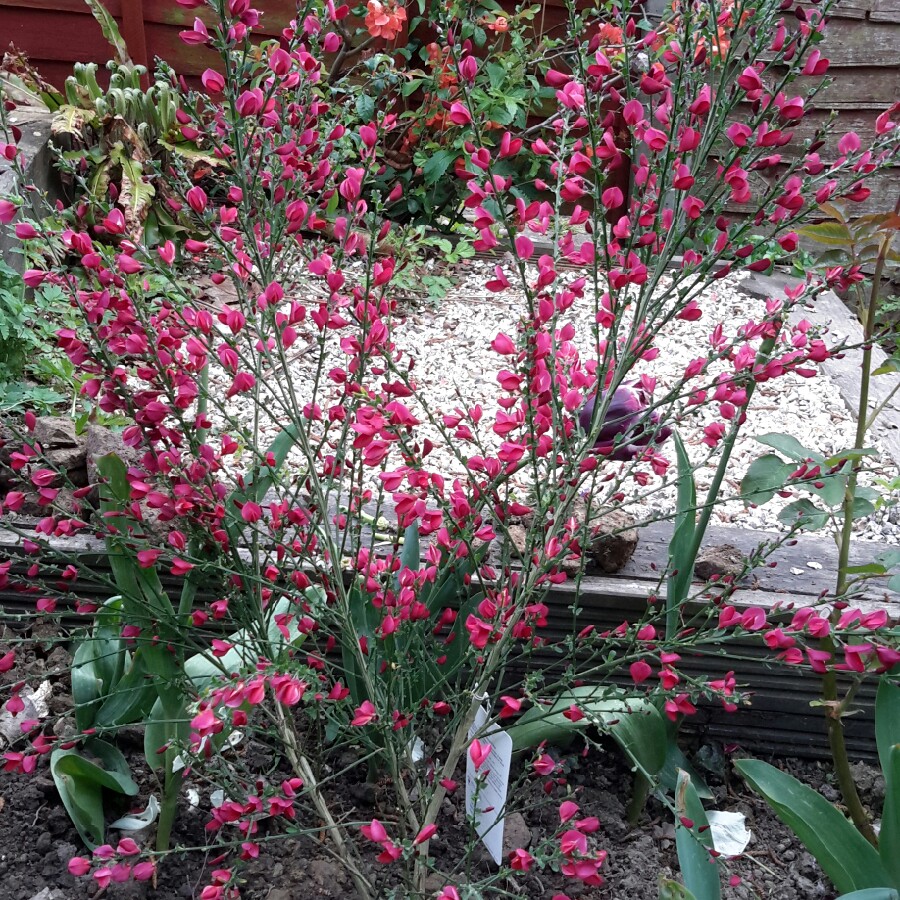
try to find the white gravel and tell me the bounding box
[205,260,900,544]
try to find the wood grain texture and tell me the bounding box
[871,0,900,22]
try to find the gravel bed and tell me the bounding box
[205,260,900,544]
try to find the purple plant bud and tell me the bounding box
[579,380,671,460]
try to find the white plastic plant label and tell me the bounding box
[465,702,513,866]
[706,810,752,857]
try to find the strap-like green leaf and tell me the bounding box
[879,746,900,889]
[735,759,890,893]
[667,432,696,636]
[877,678,900,782]
[675,770,721,900]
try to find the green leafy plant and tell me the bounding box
[734,677,900,896]
[742,200,900,842]
[0,263,75,412]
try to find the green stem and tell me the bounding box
[155,745,182,852]
[826,194,900,845]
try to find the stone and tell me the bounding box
[694,543,745,582]
[585,507,638,573]
[309,859,347,887]
[501,811,532,856]
[32,416,79,449]
[85,424,140,486]
[26,889,66,900]
[509,503,638,574]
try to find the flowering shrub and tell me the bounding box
[0,0,899,896]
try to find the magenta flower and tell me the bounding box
[578,380,671,460]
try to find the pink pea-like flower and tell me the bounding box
[510,848,534,871]
[490,333,516,355]
[186,186,208,214]
[361,819,388,843]
[132,861,155,881]
[448,101,472,126]
[560,800,579,822]
[201,69,225,93]
[0,199,17,224]
[68,856,92,877]
[469,738,491,770]
[351,700,377,726]
[630,661,652,684]
[414,824,437,844]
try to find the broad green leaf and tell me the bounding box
[754,433,823,463]
[675,770,721,900]
[660,880,699,900]
[735,759,890,893]
[399,520,420,575]
[71,640,105,731]
[798,221,854,247]
[806,474,848,508]
[778,498,829,530]
[508,689,666,779]
[51,740,138,848]
[873,359,900,377]
[879,745,900,889]
[818,202,848,224]
[422,149,456,186]
[94,649,158,728]
[741,454,794,506]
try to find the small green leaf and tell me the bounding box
[355,93,375,121]
[735,759,891,893]
[754,433,823,463]
[741,454,794,506]
[659,879,699,900]
[778,498,829,530]
[421,149,457,186]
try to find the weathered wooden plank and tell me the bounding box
[0,0,122,12]
[872,0,900,22]
[797,68,900,110]
[810,18,900,66]
[1,8,113,65]
[803,0,873,18]
[761,18,900,66]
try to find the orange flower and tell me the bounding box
[365,0,407,41]
[488,16,509,33]
[596,22,624,47]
